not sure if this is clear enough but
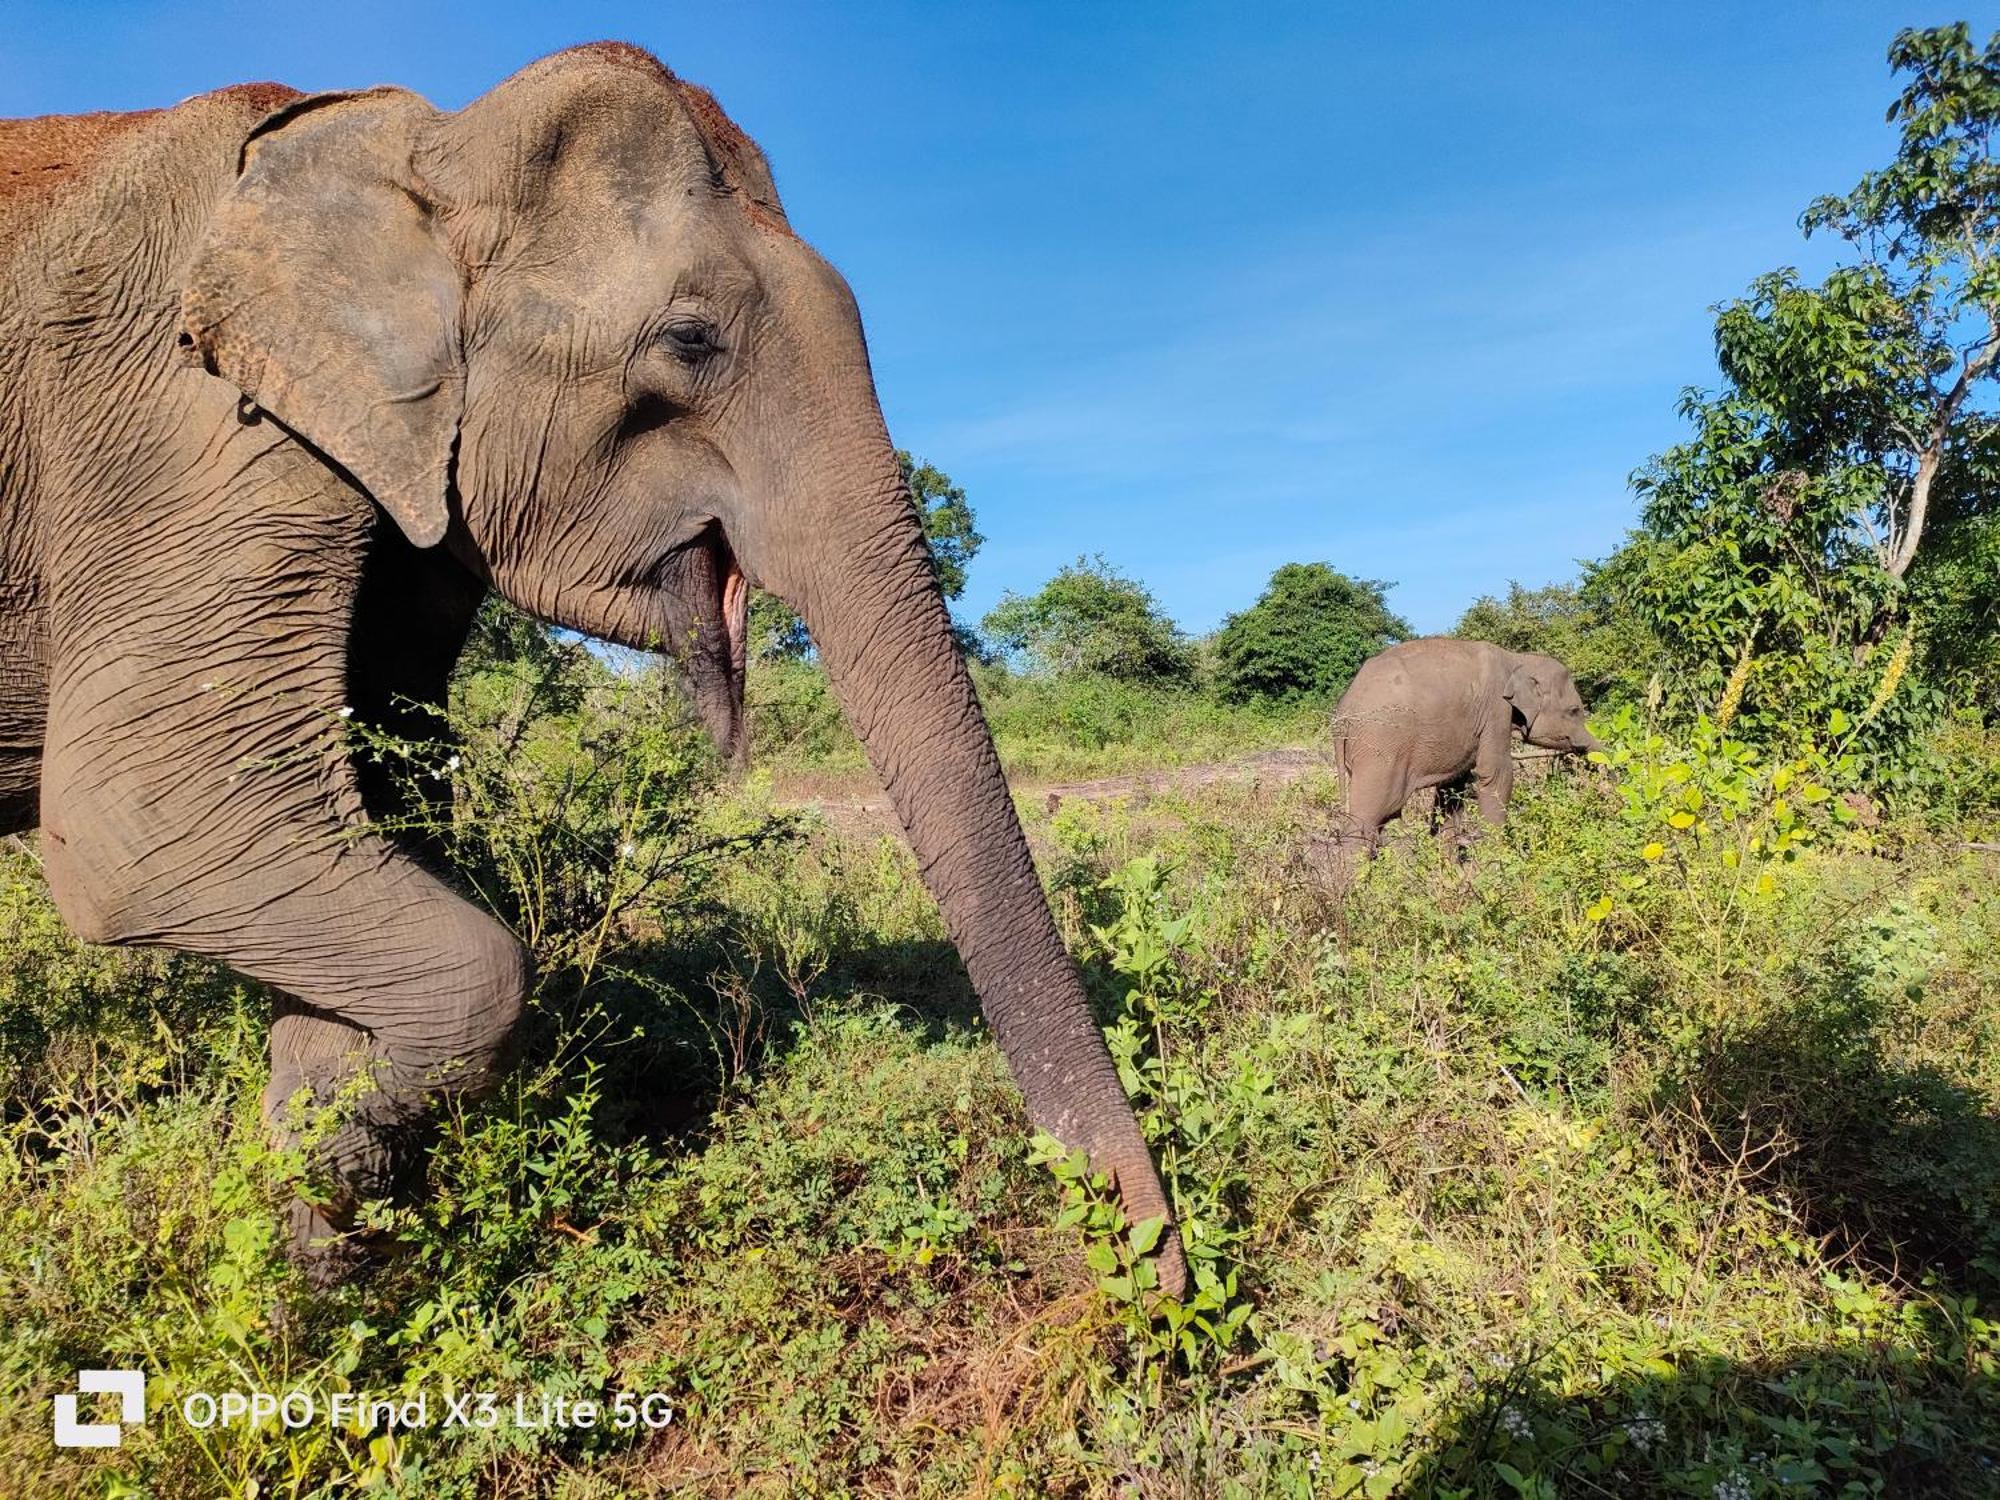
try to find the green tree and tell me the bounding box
[1801,23,2000,582]
[1611,23,2000,753]
[981,555,1194,683]
[1454,576,1660,710]
[747,589,811,663]
[749,450,985,661]
[902,453,982,602]
[1212,563,1409,704]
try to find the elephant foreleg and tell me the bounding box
[1469,721,1516,837]
[38,514,527,1277]
[252,888,527,1277]
[43,780,531,1272]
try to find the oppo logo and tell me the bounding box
[53,1369,146,1448]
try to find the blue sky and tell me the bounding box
[6,2,1970,632]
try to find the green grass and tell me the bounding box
[3,705,1999,1497]
[751,659,1328,782]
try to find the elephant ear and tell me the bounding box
[1502,659,1546,726]
[180,90,462,548]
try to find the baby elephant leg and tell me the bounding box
[1432,773,1478,859]
[1470,757,1516,836]
[1338,754,1406,860]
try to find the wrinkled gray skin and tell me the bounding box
[1333,638,1600,853]
[0,45,1185,1291]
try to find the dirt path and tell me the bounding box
[772,744,1590,839]
[775,745,1334,836]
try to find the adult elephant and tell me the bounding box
[1332,638,1600,854]
[0,44,1183,1291]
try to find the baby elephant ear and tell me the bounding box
[180,90,462,548]
[1503,660,1545,717]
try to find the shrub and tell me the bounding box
[982,555,1196,684]
[1213,562,1410,704]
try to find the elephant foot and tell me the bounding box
[1299,832,1365,894]
[283,1194,378,1289]
[265,1078,423,1288]
[278,1127,424,1289]
[263,1002,435,1285]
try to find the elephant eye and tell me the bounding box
[657,318,722,363]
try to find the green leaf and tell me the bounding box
[1128,1215,1167,1256]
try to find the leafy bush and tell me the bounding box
[1212,562,1411,704]
[982,554,1196,684]
[743,652,1325,780]
[6,703,2000,1493]
[972,667,1324,779]
[747,654,861,767]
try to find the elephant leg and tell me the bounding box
[1469,748,1515,837]
[255,887,527,1277]
[44,787,531,1271]
[264,998,391,1278]
[1433,773,1475,857]
[1339,753,1405,860]
[38,513,526,1276]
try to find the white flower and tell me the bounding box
[445,755,461,771]
[1498,1404,1532,1440]
[1624,1409,1663,1452]
[620,841,637,858]
[337,705,354,719]
[1714,1472,1753,1500]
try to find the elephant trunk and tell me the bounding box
[775,454,1186,1295]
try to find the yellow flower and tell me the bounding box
[1715,646,1755,730]
[1860,620,1915,724]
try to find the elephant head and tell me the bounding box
[177,45,1185,1291]
[1504,653,1601,754]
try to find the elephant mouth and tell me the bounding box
[637,519,750,765]
[688,521,750,766]
[718,539,748,681]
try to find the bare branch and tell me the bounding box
[1887,326,2000,577]
[1853,505,1888,568]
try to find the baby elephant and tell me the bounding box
[1333,638,1600,854]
